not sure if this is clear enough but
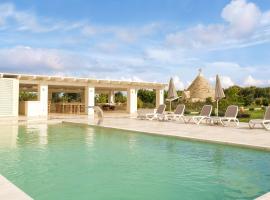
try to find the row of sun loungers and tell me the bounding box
[137,104,270,130]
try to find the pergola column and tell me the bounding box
[109,90,115,104]
[127,88,137,113]
[156,88,164,107]
[85,86,95,116]
[38,84,48,116]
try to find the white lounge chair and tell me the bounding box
[159,104,185,122]
[211,105,239,126]
[187,105,212,125]
[146,104,166,120]
[137,104,166,120]
[249,107,270,130]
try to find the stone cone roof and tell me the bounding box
[187,72,215,101]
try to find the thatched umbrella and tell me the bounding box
[215,75,225,116]
[166,77,179,112]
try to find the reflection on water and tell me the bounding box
[85,127,95,147]
[27,124,48,145]
[0,125,18,148]
[128,134,137,150]
[0,124,49,148]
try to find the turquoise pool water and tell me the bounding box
[0,123,270,200]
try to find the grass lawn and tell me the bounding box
[239,109,265,123]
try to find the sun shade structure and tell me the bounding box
[166,77,179,111]
[0,72,167,117]
[215,75,225,116]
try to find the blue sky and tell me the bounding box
[0,0,270,88]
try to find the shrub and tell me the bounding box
[137,98,143,108]
[249,107,255,111]
[184,110,191,115]
[262,98,269,106]
[237,113,251,118]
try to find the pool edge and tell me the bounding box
[0,175,33,200]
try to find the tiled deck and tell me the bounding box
[0,175,32,200]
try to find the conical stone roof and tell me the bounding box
[186,70,215,102]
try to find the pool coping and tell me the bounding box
[0,175,33,200]
[255,192,270,200]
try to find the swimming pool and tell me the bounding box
[0,123,270,200]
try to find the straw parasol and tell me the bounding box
[215,75,225,116]
[166,77,179,112]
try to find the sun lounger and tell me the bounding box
[137,104,166,120]
[211,105,239,126]
[187,105,212,125]
[145,104,166,120]
[159,104,185,122]
[249,107,270,130]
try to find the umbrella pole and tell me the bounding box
[169,101,172,112]
[217,100,219,117]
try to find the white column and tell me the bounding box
[156,89,164,107]
[108,90,115,104]
[127,88,137,113]
[85,86,95,116]
[38,84,48,117]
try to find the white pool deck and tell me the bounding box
[0,175,32,200]
[1,113,270,199]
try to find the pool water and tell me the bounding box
[0,123,270,200]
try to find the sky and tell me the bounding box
[0,0,270,89]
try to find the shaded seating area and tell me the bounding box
[52,102,86,114]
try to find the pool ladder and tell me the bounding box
[87,106,104,125]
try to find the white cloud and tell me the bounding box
[166,0,270,50]
[144,48,173,62]
[261,11,270,25]
[209,75,235,88]
[173,76,185,90]
[0,3,85,33]
[119,76,144,82]
[0,46,63,70]
[243,75,263,86]
[221,0,261,37]
[81,25,97,36]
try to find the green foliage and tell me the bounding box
[115,92,126,103]
[52,93,81,103]
[205,97,213,104]
[137,98,144,108]
[95,94,108,104]
[137,89,156,108]
[19,91,38,101]
[262,98,269,106]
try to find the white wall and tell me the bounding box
[156,89,164,107]
[127,88,137,113]
[38,84,48,116]
[109,90,115,104]
[20,101,42,117]
[0,78,19,117]
[85,86,95,115]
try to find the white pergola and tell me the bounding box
[0,73,166,117]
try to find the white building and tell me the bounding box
[0,73,166,117]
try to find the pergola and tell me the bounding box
[0,73,166,117]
